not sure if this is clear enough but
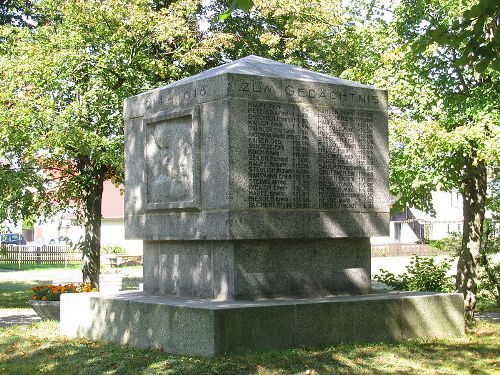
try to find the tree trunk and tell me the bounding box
[81,175,104,289]
[456,156,487,319]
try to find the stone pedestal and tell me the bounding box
[143,238,371,299]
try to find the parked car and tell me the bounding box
[34,236,73,247]
[0,233,27,245]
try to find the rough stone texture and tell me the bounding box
[60,291,465,357]
[29,300,60,321]
[143,238,371,300]
[124,55,390,241]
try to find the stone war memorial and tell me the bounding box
[61,56,465,356]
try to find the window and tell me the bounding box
[394,222,402,242]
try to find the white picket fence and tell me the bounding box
[0,244,81,268]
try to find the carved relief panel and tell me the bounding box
[144,108,200,210]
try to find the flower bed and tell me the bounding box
[30,283,97,321]
[31,283,96,301]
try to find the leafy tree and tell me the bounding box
[0,0,39,26]
[209,0,390,85]
[387,0,499,317]
[0,0,230,287]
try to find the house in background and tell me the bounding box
[371,190,466,245]
[97,180,142,254]
[33,180,142,254]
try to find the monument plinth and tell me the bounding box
[61,56,464,356]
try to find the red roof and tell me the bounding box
[102,180,124,218]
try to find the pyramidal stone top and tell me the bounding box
[162,55,374,90]
[125,55,386,119]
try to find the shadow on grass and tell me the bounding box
[0,321,498,375]
[0,281,51,309]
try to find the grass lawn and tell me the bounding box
[0,320,498,375]
[0,277,142,308]
[0,281,44,309]
[0,279,498,374]
[0,263,142,272]
[0,263,82,271]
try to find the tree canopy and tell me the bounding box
[0,0,230,286]
[383,0,499,314]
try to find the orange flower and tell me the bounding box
[31,281,96,300]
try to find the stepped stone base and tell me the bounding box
[60,291,464,357]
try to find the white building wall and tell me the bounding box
[411,191,463,223]
[372,190,465,244]
[371,221,419,245]
[101,219,143,254]
[32,217,142,255]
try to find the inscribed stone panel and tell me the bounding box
[245,101,376,210]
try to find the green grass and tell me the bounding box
[101,264,143,273]
[0,278,143,310]
[0,263,142,273]
[122,277,142,290]
[0,279,497,374]
[0,281,48,309]
[0,263,81,271]
[0,320,498,374]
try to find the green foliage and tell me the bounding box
[386,0,499,214]
[0,0,231,223]
[0,0,232,285]
[427,232,462,255]
[0,0,43,27]
[374,256,455,293]
[488,170,500,216]
[219,0,254,21]
[209,0,372,79]
[478,220,500,307]
[383,0,498,313]
[101,245,126,255]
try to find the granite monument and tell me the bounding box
[125,55,389,299]
[61,56,464,356]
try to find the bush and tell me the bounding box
[427,232,462,255]
[101,245,126,254]
[374,256,455,293]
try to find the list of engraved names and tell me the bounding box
[247,102,374,209]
